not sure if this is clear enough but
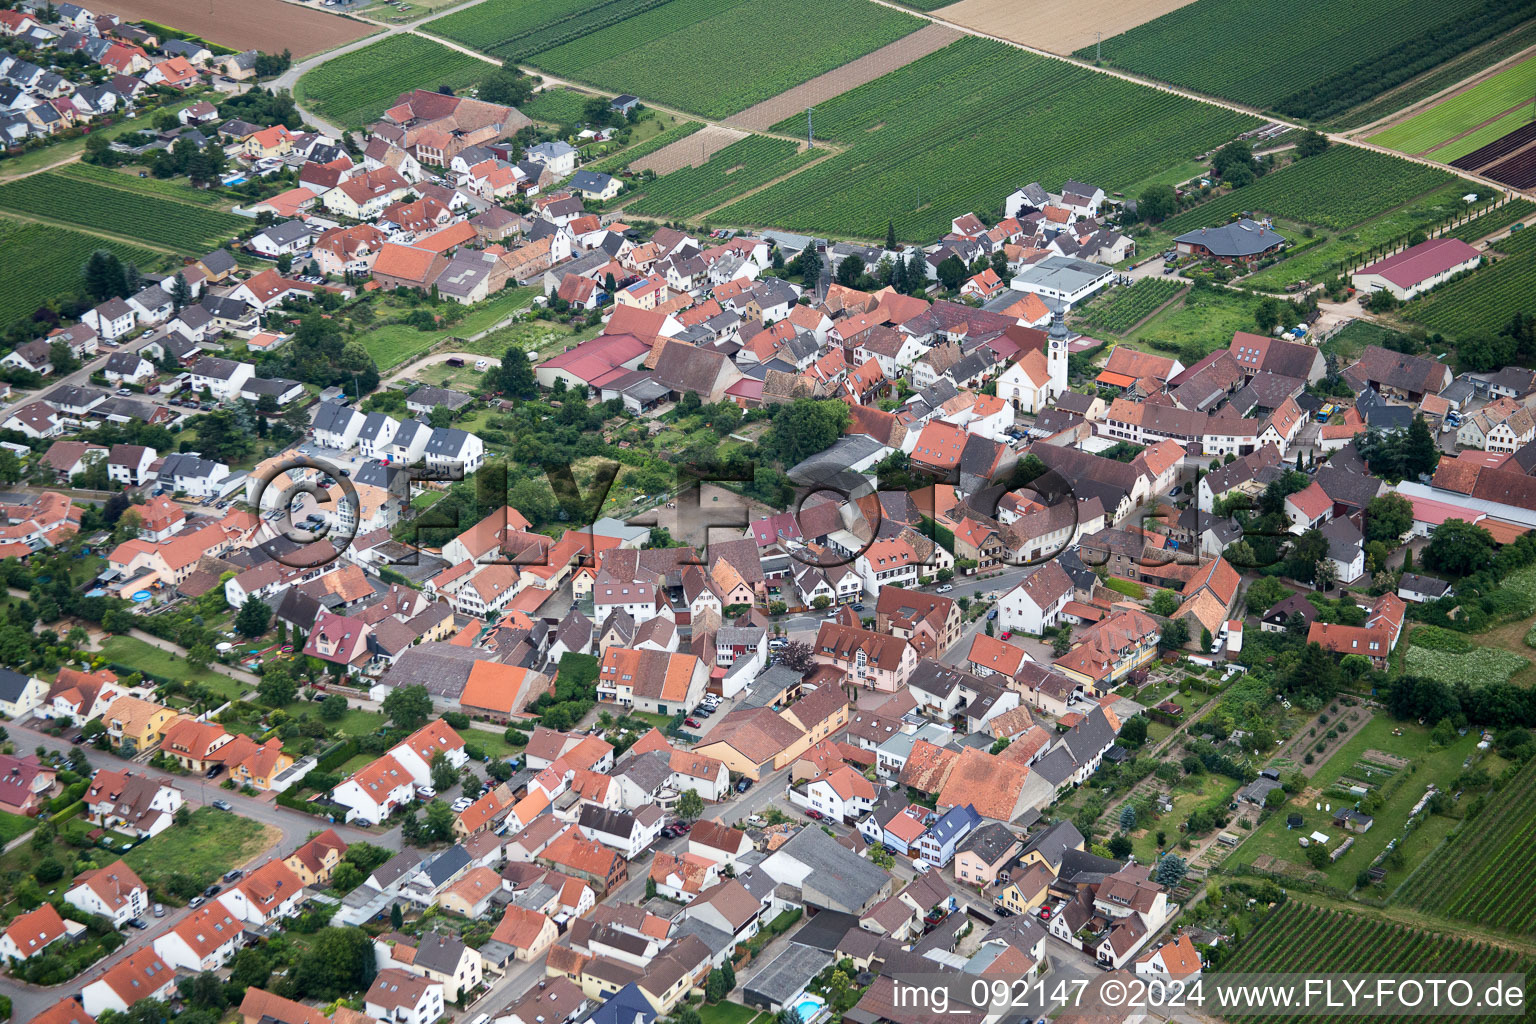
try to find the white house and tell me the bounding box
[802,765,875,823]
[81,297,138,343]
[152,903,243,971]
[333,754,416,825]
[997,562,1074,634]
[216,859,306,926]
[423,427,485,474]
[577,804,665,860]
[103,350,155,385]
[190,355,256,401]
[389,719,469,788]
[367,968,446,1024]
[155,452,230,498]
[312,400,366,450]
[81,949,177,1016]
[64,860,148,927]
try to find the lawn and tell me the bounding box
[456,727,526,762]
[97,635,249,699]
[1223,713,1482,890]
[357,286,542,369]
[1104,577,1145,600]
[295,35,495,129]
[1322,319,1393,363]
[328,708,389,737]
[461,314,601,361]
[0,811,33,844]
[698,1003,760,1024]
[523,87,592,125]
[1125,285,1263,360]
[1369,54,1536,157]
[125,807,276,899]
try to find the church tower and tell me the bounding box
[1047,308,1068,399]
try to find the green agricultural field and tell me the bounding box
[1397,758,1536,932]
[1407,228,1536,336]
[1154,147,1452,237]
[1332,20,1536,130]
[0,171,245,250]
[1221,902,1534,1019]
[628,135,817,219]
[1370,54,1536,157]
[718,37,1256,241]
[57,163,244,209]
[528,0,922,119]
[427,0,669,64]
[1076,278,1183,335]
[1223,714,1480,890]
[1078,0,1534,121]
[0,218,158,331]
[1404,644,1530,685]
[523,87,592,125]
[295,35,492,129]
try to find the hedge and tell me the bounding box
[316,737,358,773]
[50,800,84,824]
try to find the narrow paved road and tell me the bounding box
[0,723,395,1022]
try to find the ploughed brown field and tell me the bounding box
[632,125,748,175]
[109,0,374,57]
[937,0,1195,56]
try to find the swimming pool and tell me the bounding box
[795,995,826,1023]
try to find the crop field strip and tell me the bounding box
[713,36,1256,241]
[585,121,704,175]
[426,0,674,65]
[1395,758,1536,931]
[1369,54,1536,158]
[1408,228,1536,335]
[1453,121,1536,171]
[524,0,923,120]
[1222,902,1536,1024]
[1332,18,1536,130]
[1076,279,1184,335]
[56,163,241,209]
[0,170,245,251]
[0,218,157,331]
[1441,198,1536,242]
[1076,0,1534,121]
[295,35,492,129]
[1154,147,1453,237]
[626,135,819,219]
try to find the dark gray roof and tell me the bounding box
[408,386,474,411]
[1019,820,1082,870]
[383,642,484,698]
[312,401,360,434]
[358,411,397,442]
[1399,572,1451,596]
[743,942,835,1005]
[424,427,476,458]
[0,667,31,703]
[412,931,468,973]
[956,821,1019,864]
[570,170,614,193]
[422,845,471,886]
[256,220,313,247]
[1174,218,1286,258]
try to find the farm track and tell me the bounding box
[722,23,961,131]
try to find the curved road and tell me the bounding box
[0,723,393,1022]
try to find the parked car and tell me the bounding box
[684,717,701,728]
[188,896,205,909]
[223,868,242,882]
[806,809,823,821]
[203,884,221,898]
[852,603,865,611]
[1038,905,1054,920]
[1000,631,1012,641]
[211,799,233,811]
[416,786,436,800]
[153,904,165,918]
[936,584,953,593]
[987,609,998,620]
[736,778,752,794]
[126,918,147,930]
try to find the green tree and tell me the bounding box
[1154,852,1188,888]
[1423,518,1494,576]
[424,799,455,841]
[1119,715,1148,746]
[1244,576,1289,615]
[764,399,850,466]
[320,694,349,720]
[1150,589,1180,616]
[1052,626,1073,657]
[84,249,127,301]
[1108,834,1133,859]
[1118,804,1137,830]
[382,684,433,731]
[331,861,363,893]
[494,344,538,400]
[1403,415,1440,478]
[430,751,458,792]
[798,246,822,290]
[1138,184,1177,222]
[676,789,704,820]
[645,876,658,899]
[291,927,377,1000]
[835,254,865,287]
[705,969,727,1003]
[1296,129,1330,158]
[257,660,297,708]
[1159,618,1190,649]
[480,67,535,107]
[390,903,404,930]
[936,254,966,291]
[235,595,272,639]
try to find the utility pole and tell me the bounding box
[806,107,814,149]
